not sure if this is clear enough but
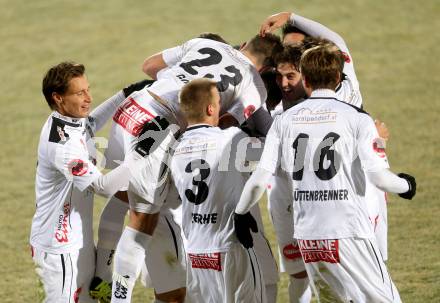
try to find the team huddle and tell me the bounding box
[30,10,416,303]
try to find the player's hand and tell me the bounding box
[233,212,258,249]
[375,119,389,141]
[260,12,291,36]
[122,79,155,97]
[397,173,416,200]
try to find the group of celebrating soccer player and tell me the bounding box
[30,9,416,303]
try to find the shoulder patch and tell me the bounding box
[49,117,79,144]
[68,159,88,176]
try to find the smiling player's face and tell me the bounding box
[276,63,306,102]
[55,76,92,118]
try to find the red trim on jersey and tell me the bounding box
[113,97,155,136]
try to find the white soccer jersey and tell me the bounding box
[162,38,267,124]
[105,38,267,170]
[171,125,260,253]
[30,112,101,254]
[259,89,389,240]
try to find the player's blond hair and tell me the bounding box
[300,43,344,90]
[179,78,218,123]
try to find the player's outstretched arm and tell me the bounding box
[90,164,131,197]
[235,167,272,215]
[260,12,291,36]
[290,14,347,52]
[142,52,167,79]
[89,79,153,132]
[367,169,416,200]
[234,167,271,249]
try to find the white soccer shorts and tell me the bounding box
[186,243,267,303]
[32,245,96,303]
[139,212,186,294]
[299,237,400,302]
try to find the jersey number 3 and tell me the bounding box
[185,159,211,205]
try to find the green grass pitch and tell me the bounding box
[0,0,439,302]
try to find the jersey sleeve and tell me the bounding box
[228,73,267,125]
[224,128,264,173]
[290,14,359,91]
[356,114,390,172]
[89,91,126,132]
[50,137,101,191]
[162,38,202,66]
[257,115,282,174]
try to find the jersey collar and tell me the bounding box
[52,111,85,127]
[309,89,337,100]
[186,123,213,131]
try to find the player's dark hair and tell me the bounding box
[244,33,283,68]
[180,78,218,122]
[274,44,304,71]
[282,23,308,41]
[260,69,282,111]
[300,43,344,90]
[198,32,229,45]
[42,61,85,109]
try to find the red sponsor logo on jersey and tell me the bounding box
[298,239,340,264]
[283,243,302,260]
[113,97,155,136]
[68,159,88,176]
[372,138,386,158]
[342,51,351,63]
[55,203,71,243]
[243,105,256,119]
[188,253,222,271]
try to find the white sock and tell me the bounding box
[95,196,129,282]
[265,283,278,303]
[111,226,151,303]
[289,276,312,303]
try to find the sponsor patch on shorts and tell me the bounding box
[283,242,302,260]
[298,239,340,264]
[188,253,222,271]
